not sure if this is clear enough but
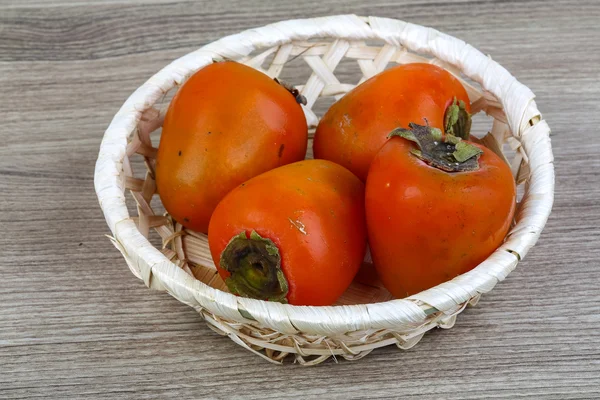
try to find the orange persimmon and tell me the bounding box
[365,123,516,298]
[208,160,367,306]
[156,61,308,233]
[314,63,471,181]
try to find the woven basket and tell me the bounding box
[94,15,554,365]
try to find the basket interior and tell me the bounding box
[122,38,530,307]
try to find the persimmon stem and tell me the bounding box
[388,122,483,172]
[273,77,307,106]
[220,231,289,303]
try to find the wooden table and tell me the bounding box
[2,0,599,398]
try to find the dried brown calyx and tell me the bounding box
[220,231,289,303]
[274,77,307,106]
[388,122,483,172]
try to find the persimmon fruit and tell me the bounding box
[156,61,308,233]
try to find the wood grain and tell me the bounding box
[1,0,599,398]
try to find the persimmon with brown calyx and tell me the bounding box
[208,159,367,306]
[314,63,471,181]
[365,123,516,298]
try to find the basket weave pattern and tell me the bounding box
[95,15,554,365]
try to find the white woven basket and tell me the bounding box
[94,15,554,365]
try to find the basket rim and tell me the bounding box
[94,14,554,334]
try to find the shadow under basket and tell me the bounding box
[94,15,554,365]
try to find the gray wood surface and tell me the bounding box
[1,0,599,398]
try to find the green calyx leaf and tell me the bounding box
[430,127,443,142]
[388,125,442,142]
[453,139,483,162]
[444,97,472,140]
[388,127,417,142]
[389,122,483,172]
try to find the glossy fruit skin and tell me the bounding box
[313,63,471,181]
[156,61,308,233]
[208,159,367,306]
[365,138,516,298]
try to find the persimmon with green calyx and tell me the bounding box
[155,61,308,233]
[365,122,516,298]
[208,159,367,306]
[313,63,471,181]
